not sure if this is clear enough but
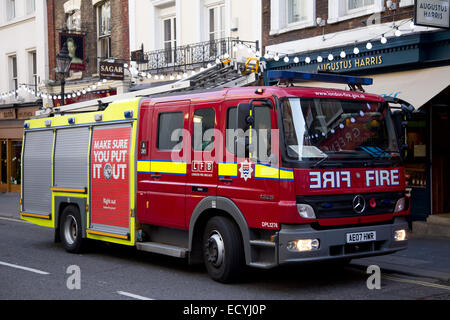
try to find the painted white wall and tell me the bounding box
[0,0,48,104]
[133,0,261,54]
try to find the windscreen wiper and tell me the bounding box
[311,157,328,168]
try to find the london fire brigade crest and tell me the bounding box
[239,160,253,181]
[103,163,113,180]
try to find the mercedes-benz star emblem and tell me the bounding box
[353,195,366,214]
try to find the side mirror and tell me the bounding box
[400,144,408,161]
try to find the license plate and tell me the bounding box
[346,231,376,243]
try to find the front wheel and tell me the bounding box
[202,216,245,283]
[60,206,85,253]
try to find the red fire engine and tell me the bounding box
[21,71,410,283]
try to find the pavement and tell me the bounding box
[1,192,450,283]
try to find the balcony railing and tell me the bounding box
[133,37,259,74]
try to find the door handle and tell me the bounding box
[219,177,233,183]
[151,173,162,179]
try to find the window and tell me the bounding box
[209,5,225,41]
[66,9,81,31]
[226,107,237,153]
[400,0,414,7]
[270,0,316,35]
[9,56,18,97]
[29,51,38,95]
[287,0,308,24]
[225,106,272,161]
[208,4,226,56]
[97,1,111,59]
[193,109,215,151]
[157,112,184,150]
[328,0,384,24]
[253,107,272,161]
[26,0,36,14]
[163,17,177,64]
[7,0,16,21]
[348,0,375,11]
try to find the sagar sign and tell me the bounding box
[99,61,125,80]
[91,127,131,228]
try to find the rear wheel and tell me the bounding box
[60,206,85,253]
[202,216,245,283]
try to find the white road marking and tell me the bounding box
[0,261,50,275]
[0,216,30,224]
[117,291,154,300]
[383,275,450,291]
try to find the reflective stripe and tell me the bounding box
[280,168,294,181]
[255,164,279,180]
[21,212,51,220]
[151,161,187,175]
[86,229,129,240]
[218,163,238,177]
[137,160,187,175]
[137,160,151,173]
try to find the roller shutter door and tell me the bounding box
[22,130,54,215]
[54,127,90,189]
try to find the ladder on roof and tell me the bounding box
[36,59,260,117]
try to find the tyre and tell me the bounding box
[60,205,85,253]
[202,216,245,283]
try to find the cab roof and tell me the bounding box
[141,86,385,105]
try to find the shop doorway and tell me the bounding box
[430,95,450,214]
[0,139,22,193]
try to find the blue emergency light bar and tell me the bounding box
[267,70,373,86]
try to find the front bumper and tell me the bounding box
[278,217,408,264]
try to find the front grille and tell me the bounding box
[329,241,386,256]
[297,191,404,219]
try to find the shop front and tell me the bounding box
[0,104,40,193]
[265,29,450,221]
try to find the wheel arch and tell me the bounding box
[188,196,251,265]
[54,197,87,240]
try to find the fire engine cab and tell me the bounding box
[20,71,410,283]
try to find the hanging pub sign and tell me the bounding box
[59,32,86,71]
[99,61,125,80]
[414,0,450,29]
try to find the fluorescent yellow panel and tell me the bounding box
[218,163,238,177]
[150,161,187,175]
[255,164,279,180]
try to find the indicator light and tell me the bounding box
[124,110,134,118]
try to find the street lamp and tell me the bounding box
[55,41,72,106]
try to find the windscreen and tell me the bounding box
[281,98,400,162]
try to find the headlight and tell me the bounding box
[394,229,407,241]
[287,239,320,252]
[394,197,406,212]
[297,204,316,219]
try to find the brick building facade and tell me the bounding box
[262,0,414,50]
[43,0,130,109]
